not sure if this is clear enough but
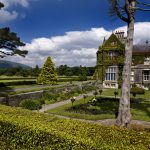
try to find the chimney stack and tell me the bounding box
[115,30,126,44]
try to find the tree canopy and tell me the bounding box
[0,27,28,58]
[0,2,28,58]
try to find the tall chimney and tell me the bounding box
[115,31,126,44]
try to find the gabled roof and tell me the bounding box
[133,45,150,55]
[102,33,124,48]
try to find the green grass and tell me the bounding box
[102,89,150,99]
[47,96,115,120]
[47,95,150,122]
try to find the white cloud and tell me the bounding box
[4,22,150,67]
[1,0,30,8]
[115,22,150,44]
[0,0,33,22]
[0,10,18,22]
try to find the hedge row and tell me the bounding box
[57,77,91,82]
[0,77,36,80]
[0,105,150,149]
[0,80,36,87]
[0,78,92,87]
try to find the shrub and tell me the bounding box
[93,91,98,98]
[114,91,119,98]
[130,87,145,98]
[99,89,103,95]
[19,99,42,110]
[43,91,58,101]
[77,75,88,81]
[0,105,150,150]
[70,97,76,106]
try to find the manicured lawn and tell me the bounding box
[47,95,150,122]
[102,89,150,99]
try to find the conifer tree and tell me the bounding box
[0,3,27,58]
[37,57,58,85]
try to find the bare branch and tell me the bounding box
[135,7,150,11]
[137,1,150,7]
[108,0,129,23]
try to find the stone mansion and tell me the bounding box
[94,31,150,90]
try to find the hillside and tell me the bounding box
[0,60,31,69]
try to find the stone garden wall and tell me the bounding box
[0,82,95,107]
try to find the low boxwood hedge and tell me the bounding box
[0,80,36,87]
[0,105,150,149]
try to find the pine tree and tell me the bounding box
[37,57,58,85]
[0,3,27,58]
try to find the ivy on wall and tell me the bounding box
[93,33,125,87]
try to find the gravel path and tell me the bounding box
[49,114,150,128]
[39,91,94,112]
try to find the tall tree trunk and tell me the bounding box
[116,18,135,127]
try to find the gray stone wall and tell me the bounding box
[0,82,94,107]
[0,91,43,107]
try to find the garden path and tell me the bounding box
[39,92,150,128]
[39,91,94,112]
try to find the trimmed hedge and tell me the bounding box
[131,87,145,97]
[0,80,36,87]
[0,105,150,149]
[0,77,36,80]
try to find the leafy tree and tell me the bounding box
[78,65,88,81]
[109,0,150,127]
[37,57,58,85]
[32,65,40,77]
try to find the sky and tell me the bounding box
[1,0,150,67]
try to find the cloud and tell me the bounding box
[1,0,29,8]
[0,10,18,22]
[4,22,150,67]
[0,0,33,22]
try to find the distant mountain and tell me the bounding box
[0,60,31,69]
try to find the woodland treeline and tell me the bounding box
[0,65,95,77]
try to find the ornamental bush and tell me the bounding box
[0,105,150,149]
[19,99,42,110]
[130,87,145,98]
